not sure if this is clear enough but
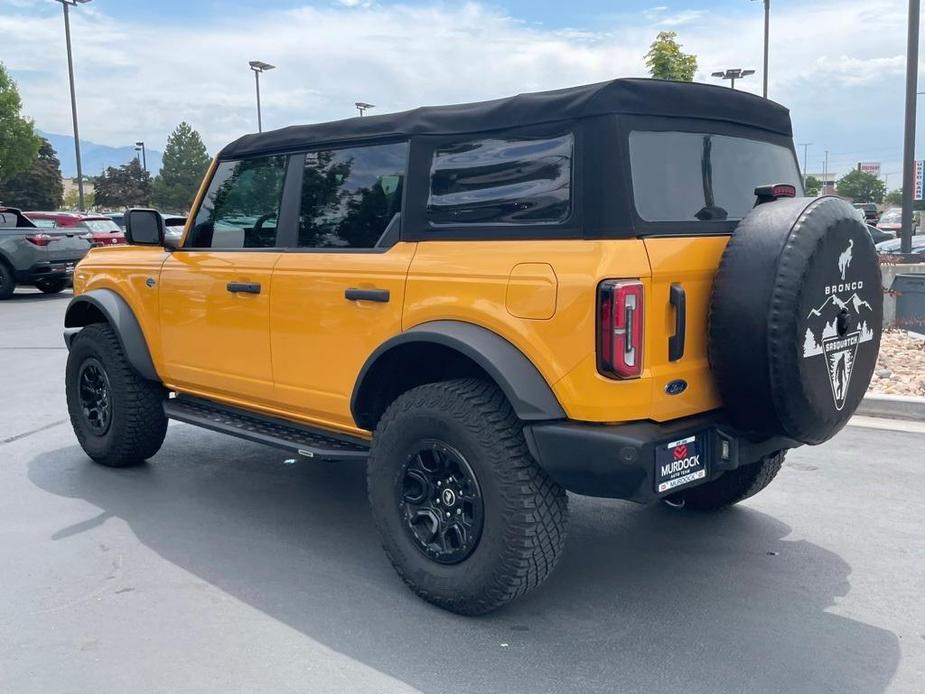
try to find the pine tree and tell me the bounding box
[0,137,64,209]
[152,122,211,212]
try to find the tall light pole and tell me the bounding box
[798,142,812,188]
[134,141,146,173]
[55,0,92,211]
[751,0,770,98]
[248,60,275,132]
[711,68,755,89]
[355,102,375,117]
[901,0,920,255]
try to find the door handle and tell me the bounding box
[668,283,686,362]
[345,288,390,303]
[226,282,261,294]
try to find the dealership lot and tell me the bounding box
[1,289,924,694]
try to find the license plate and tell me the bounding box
[655,434,707,494]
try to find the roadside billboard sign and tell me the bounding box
[916,160,924,201]
[858,162,881,175]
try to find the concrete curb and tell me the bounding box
[858,393,925,421]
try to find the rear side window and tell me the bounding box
[188,155,288,249]
[629,131,802,223]
[427,132,573,226]
[297,142,408,249]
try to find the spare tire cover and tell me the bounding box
[709,196,882,445]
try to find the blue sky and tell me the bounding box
[2,0,920,186]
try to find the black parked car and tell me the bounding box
[853,202,880,225]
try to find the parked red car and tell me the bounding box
[24,211,125,246]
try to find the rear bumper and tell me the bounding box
[15,259,80,284]
[524,412,798,503]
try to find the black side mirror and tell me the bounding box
[124,208,164,245]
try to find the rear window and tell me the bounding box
[629,131,803,223]
[426,132,573,226]
[82,219,121,233]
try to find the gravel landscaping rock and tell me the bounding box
[868,330,925,396]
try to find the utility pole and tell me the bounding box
[901,0,920,254]
[798,142,812,188]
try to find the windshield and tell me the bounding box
[629,131,803,223]
[82,219,121,233]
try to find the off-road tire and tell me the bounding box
[66,323,167,467]
[665,451,785,512]
[367,378,568,615]
[36,278,68,294]
[0,259,15,300]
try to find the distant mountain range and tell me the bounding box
[38,131,163,179]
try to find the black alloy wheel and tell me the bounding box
[398,439,484,564]
[77,357,113,435]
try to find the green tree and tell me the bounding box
[63,186,94,210]
[804,175,821,196]
[0,137,64,209]
[885,188,903,206]
[836,169,886,203]
[0,62,40,184]
[152,122,211,212]
[645,31,697,82]
[95,159,151,208]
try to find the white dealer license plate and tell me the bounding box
[655,434,707,494]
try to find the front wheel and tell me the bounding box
[367,379,568,615]
[36,278,68,294]
[66,323,168,467]
[664,451,785,511]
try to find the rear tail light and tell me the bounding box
[598,279,644,379]
[25,233,53,247]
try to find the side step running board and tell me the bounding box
[164,396,370,462]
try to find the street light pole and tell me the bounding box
[798,142,812,188]
[901,0,920,255]
[134,141,146,173]
[56,0,92,211]
[248,61,275,133]
[711,68,756,89]
[752,0,770,98]
[355,102,375,117]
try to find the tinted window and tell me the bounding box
[188,155,288,248]
[427,132,573,226]
[629,131,803,223]
[296,142,407,249]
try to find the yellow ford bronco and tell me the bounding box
[64,79,883,614]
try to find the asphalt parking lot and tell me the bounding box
[1,288,924,694]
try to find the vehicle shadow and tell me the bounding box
[28,429,900,694]
[7,288,73,302]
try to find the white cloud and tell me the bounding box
[0,0,918,181]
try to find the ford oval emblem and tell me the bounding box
[665,379,687,396]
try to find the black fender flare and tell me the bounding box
[64,288,160,382]
[351,320,566,429]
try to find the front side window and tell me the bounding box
[297,142,408,249]
[427,132,573,226]
[188,155,288,248]
[629,131,803,224]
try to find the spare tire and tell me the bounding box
[709,196,882,445]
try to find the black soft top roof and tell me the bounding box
[221,78,792,159]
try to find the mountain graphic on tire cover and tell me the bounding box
[708,196,883,445]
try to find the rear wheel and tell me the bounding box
[66,323,168,467]
[367,378,568,615]
[0,260,15,300]
[36,278,68,294]
[664,452,785,512]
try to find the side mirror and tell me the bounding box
[124,208,164,246]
